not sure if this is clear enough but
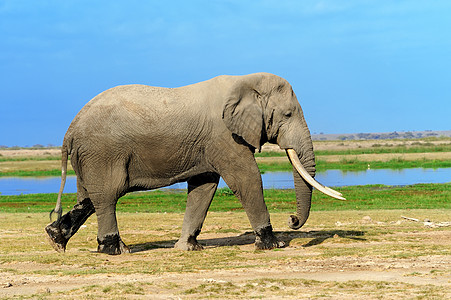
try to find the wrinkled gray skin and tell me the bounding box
[45,73,316,255]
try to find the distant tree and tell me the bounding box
[356,133,372,140]
[388,132,400,139]
[404,132,414,138]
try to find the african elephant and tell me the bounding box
[45,72,344,255]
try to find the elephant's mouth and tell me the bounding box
[286,149,346,201]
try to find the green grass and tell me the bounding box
[1,183,450,213]
[0,156,61,162]
[0,169,74,177]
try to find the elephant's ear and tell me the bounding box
[222,80,264,151]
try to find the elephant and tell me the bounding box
[45,72,344,255]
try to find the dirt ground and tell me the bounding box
[0,211,450,299]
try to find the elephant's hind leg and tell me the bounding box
[94,200,130,255]
[45,197,95,252]
[46,180,95,252]
[174,173,220,251]
[89,165,130,255]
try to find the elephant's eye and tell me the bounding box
[284,111,292,117]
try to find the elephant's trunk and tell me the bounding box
[286,148,346,230]
[287,147,315,230]
[289,167,313,229]
[284,120,345,229]
[277,113,316,230]
[276,106,345,230]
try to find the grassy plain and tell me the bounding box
[0,138,450,298]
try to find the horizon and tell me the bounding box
[1,1,450,146]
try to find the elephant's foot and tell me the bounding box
[45,198,95,253]
[174,236,204,251]
[45,222,67,253]
[97,234,130,255]
[254,225,286,250]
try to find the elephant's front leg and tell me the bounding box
[218,154,285,250]
[174,173,220,251]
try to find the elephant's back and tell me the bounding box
[64,84,209,151]
[68,85,182,131]
[83,84,180,110]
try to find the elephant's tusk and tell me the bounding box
[323,185,344,197]
[286,149,346,201]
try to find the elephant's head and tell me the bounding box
[223,73,345,230]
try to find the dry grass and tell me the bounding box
[0,160,72,173]
[1,210,450,299]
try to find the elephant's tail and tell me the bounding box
[49,143,69,222]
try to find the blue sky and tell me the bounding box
[1,1,450,146]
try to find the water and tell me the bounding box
[1,168,450,196]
